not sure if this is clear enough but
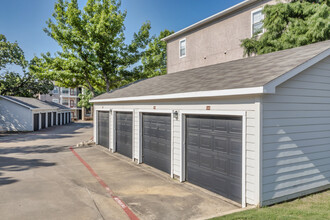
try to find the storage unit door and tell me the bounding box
[142,113,171,174]
[58,113,61,125]
[98,111,109,148]
[48,112,52,127]
[53,112,56,125]
[62,113,64,125]
[185,115,242,203]
[41,113,46,129]
[116,112,133,158]
[33,114,39,131]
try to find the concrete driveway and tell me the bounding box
[0,122,241,220]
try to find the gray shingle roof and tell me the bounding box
[1,96,70,110]
[44,101,71,110]
[3,96,56,109]
[92,40,330,101]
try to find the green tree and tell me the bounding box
[31,0,151,96]
[0,34,26,69]
[0,34,54,97]
[241,0,330,56]
[139,29,174,78]
[0,71,54,97]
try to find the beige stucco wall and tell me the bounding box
[166,0,277,74]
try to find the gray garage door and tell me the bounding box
[53,112,57,126]
[41,113,46,129]
[33,114,39,131]
[142,113,171,174]
[48,112,52,127]
[98,111,109,148]
[116,112,133,158]
[185,115,242,203]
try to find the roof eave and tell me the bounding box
[162,0,257,42]
[90,86,266,103]
[0,95,34,110]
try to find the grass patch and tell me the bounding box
[212,190,330,220]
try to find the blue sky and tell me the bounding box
[0,0,243,73]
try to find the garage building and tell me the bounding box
[0,96,71,132]
[90,41,330,207]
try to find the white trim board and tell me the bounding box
[90,87,264,103]
[179,110,247,208]
[264,49,330,93]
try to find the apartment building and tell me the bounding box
[163,0,278,73]
[39,86,83,120]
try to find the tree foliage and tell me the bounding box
[139,29,174,78]
[0,34,53,97]
[0,34,26,69]
[241,0,330,56]
[0,71,54,97]
[30,0,151,96]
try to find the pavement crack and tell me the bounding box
[86,188,105,220]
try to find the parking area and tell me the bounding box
[0,122,242,219]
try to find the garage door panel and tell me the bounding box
[116,112,132,158]
[186,115,242,204]
[214,157,228,174]
[186,133,199,146]
[142,113,171,174]
[200,118,213,130]
[229,119,242,133]
[229,160,242,178]
[230,139,242,155]
[200,134,213,150]
[98,111,109,148]
[199,151,213,169]
[214,136,228,153]
[214,119,227,132]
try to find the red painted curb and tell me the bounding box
[70,147,139,220]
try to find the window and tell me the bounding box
[52,99,59,103]
[53,87,59,94]
[62,99,69,106]
[70,100,74,108]
[70,88,75,96]
[179,39,186,58]
[251,8,264,36]
[62,88,69,94]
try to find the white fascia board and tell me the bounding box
[162,0,256,41]
[31,108,58,112]
[90,86,265,103]
[264,49,330,93]
[0,95,33,110]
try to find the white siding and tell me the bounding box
[94,95,260,205]
[0,98,33,131]
[262,57,330,205]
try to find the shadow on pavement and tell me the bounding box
[0,155,56,187]
[0,145,71,155]
[0,122,93,144]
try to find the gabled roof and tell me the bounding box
[162,0,260,41]
[91,40,330,103]
[0,96,68,110]
[44,101,71,110]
